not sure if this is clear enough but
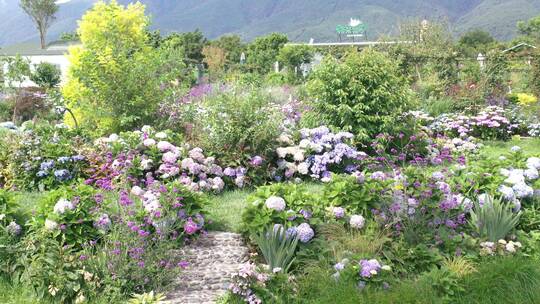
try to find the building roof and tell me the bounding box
[0,41,80,56]
[502,42,537,53]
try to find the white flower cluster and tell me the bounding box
[498,156,540,206]
[480,239,522,256]
[53,198,74,214]
[265,196,286,211]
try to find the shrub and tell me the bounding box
[8,123,88,191]
[30,183,103,247]
[62,1,187,134]
[30,63,61,88]
[192,87,284,166]
[241,183,325,236]
[306,49,414,142]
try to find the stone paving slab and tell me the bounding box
[164,231,249,304]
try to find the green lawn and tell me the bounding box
[481,137,540,157]
[204,182,325,233]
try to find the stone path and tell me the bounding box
[165,231,250,304]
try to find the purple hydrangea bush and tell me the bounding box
[274,126,362,182]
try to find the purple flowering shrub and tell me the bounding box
[84,126,238,192]
[7,122,89,190]
[241,183,325,241]
[373,167,472,249]
[124,180,207,240]
[429,106,520,140]
[331,257,392,290]
[274,126,362,182]
[228,262,296,304]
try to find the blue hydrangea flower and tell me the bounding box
[296,223,314,243]
[71,155,85,162]
[36,170,48,177]
[54,169,71,181]
[40,160,55,171]
[57,156,71,164]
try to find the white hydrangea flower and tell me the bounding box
[505,169,525,185]
[144,200,161,213]
[527,157,540,170]
[276,147,288,158]
[107,133,119,142]
[53,198,74,214]
[265,196,286,211]
[524,168,539,180]
[45,219,58,230]
[143,138,156,146]
[498,185,515,201]
[140,159,153,170]
[154,132,167,139]
[130,186,144,196]
[350,215,365,229]
[513,182,534,198]
[510,146,521,152]
[297,162,309,175]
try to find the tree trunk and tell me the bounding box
[39,27,46,49]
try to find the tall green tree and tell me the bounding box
[212,34,245,69]
[458,29,497,57]
[20,0,59,49]
[246,33,288,74]
[163,30,208,65]
[62,0,187,133]
[517,15,540,42]
[277,45,313,76]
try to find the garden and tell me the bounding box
[2,1,540,304]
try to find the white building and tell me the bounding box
[1,41,79,87]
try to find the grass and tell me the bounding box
[204,182,325,233]
[291,255,540,304]
[0,279,44,304]
[481,137,540,157]
[204,189,251,232]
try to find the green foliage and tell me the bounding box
[18,232,91,303]
[277,45,313,76]
[192,88,283,166]
[469,195,520,241]
[458,29,497,57]
[322,174,389,216]
[246,33,288,74]
[162,30,208,65]
[128,291,166,304]
[482,51,510,98]
[518,15,540,42]
[31,183,101,247]
[7,122,88,191]
[211,34,246,70]
[63,0,187,133]
[455,256,540,303]
[241,183,324,235]
[30,62,61,88]
[253,225,299,273]
[307,49,413,142]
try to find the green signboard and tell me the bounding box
[336,19,368,41]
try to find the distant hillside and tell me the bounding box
[1,0,540,47]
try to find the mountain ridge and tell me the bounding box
[1,0,539,47]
